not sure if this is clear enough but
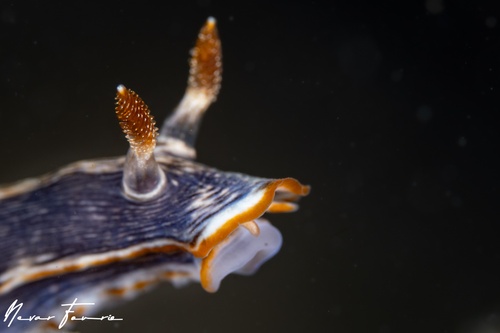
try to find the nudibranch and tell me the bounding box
[0,17,309,332]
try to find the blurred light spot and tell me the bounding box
[329,305,342,316]
[391,68,404,82]
[244,61,256,72]
[457,136,467,147]
[337,37,382,86]
[346,171,363,194]
[442,164,459,183]
[457,312,500,333]
[1,8,16,25]
[485,16,497,28]
[407,173,445,213]
[331,236,343,248]
[416,105,433,123]
[450,195,462,208]
[426,0,444,14]
[196,0,211,7]
[379,326,391,333]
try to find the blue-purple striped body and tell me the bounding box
[0,156,268,268]
[0,17,310,333]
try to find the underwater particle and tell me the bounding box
[425,0,444,14]
[1,8,16,25]
[390,68,404,82]
[337,38,382,86]
[485,16,497,28]
[416,105,433,123]
[457,136,467,147]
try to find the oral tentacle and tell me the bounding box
[241,221,261,236]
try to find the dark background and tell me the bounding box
[1,1,499,332]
